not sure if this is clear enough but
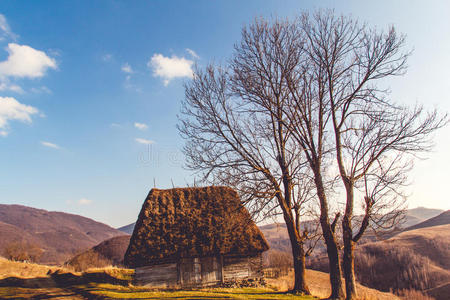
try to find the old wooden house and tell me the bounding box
[124,186,269,288]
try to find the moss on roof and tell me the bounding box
[124,186,269,268]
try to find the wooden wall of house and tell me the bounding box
[134,253,263,288]
[134,262,178,288]
[179,257,222,287]
[223,254,263,281]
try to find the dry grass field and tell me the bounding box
[0,257,402,299]
[266,269,399,300]
[354,224,450,299]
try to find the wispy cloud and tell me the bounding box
[124,75,142,92]
[40,141,61,149]
[135,138,154,145]
[149,53,193,86]
[0,14,17,41]
[67,198,93,206]
[102,53,113,62]
[186,48,199,59]
[31,86,52,94]
[0,81,24,93]
[121,63,133,73]
[0,43,57,78]
[78,198,92,205]
[110,123,122,128]
[134,122,148,130]
[0,96,39,136]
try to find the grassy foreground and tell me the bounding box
[0,258,314,299]
[0,257,398,299]
[83,284,316,299]
[0,283,316,299]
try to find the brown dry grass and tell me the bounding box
[307,224,450,299]
[0,257,68,279]
[266,269,400,300]
[354,224,450,297]
[0,256,133,281]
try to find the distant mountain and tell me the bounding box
[402,206,444,227]
[117,223,135,235]
[402,210,450,232]
[67,235,131,271]
[257,207,444,253]
[0,204,125,264]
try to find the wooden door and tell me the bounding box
[180,258,201,286]
[200,256,221,285]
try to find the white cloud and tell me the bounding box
[135,138,154,145]
[0,130,8,137]
[0,43,57,78]
[0,81,24,93]
[186,48,199,59]
[0,14,17,41]
[110,123,122,128]
[121,63,133,73]
[134,122,148,130]
[0,96,38,136]
[40,141,60,149]
[78,198,92,205]
[67,198,93,206]
[148,53,193,86]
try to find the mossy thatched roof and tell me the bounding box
[124,186,269,268]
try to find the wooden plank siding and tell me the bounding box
[223,256,249,281]
[134,263,178,288]
[134,254,263,288]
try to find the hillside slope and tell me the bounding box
[117,223,135,235]
[355,224,450,299]
[0,204,125,264]
[405,207,444,225]
[257,207,445,252]
[67,235,131,271]
[402,210,450,232]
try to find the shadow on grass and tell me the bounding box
[0,271,129,299]
[0,270,129,289]
[0,273,316,299]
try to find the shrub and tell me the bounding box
[397,289,435,300]
[3,241,43,263]
[67,250,111,272]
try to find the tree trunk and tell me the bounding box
[343,216,357,300]
[313,167,345,300]
[340,178,357,300]
[283,216,311,295]
[322,221,345,300]
[292,239,310,294]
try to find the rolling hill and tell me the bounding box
[262,207,445,253]
[0,204,125,264]
[117,223,135,235]
[67,235,131,271]
[402,210,450,232]
[354,224,450,299]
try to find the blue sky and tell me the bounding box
[0,1,449,227]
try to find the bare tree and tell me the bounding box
[178,20,319,294]
[179,11,446,299]
[294,11,447,300]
